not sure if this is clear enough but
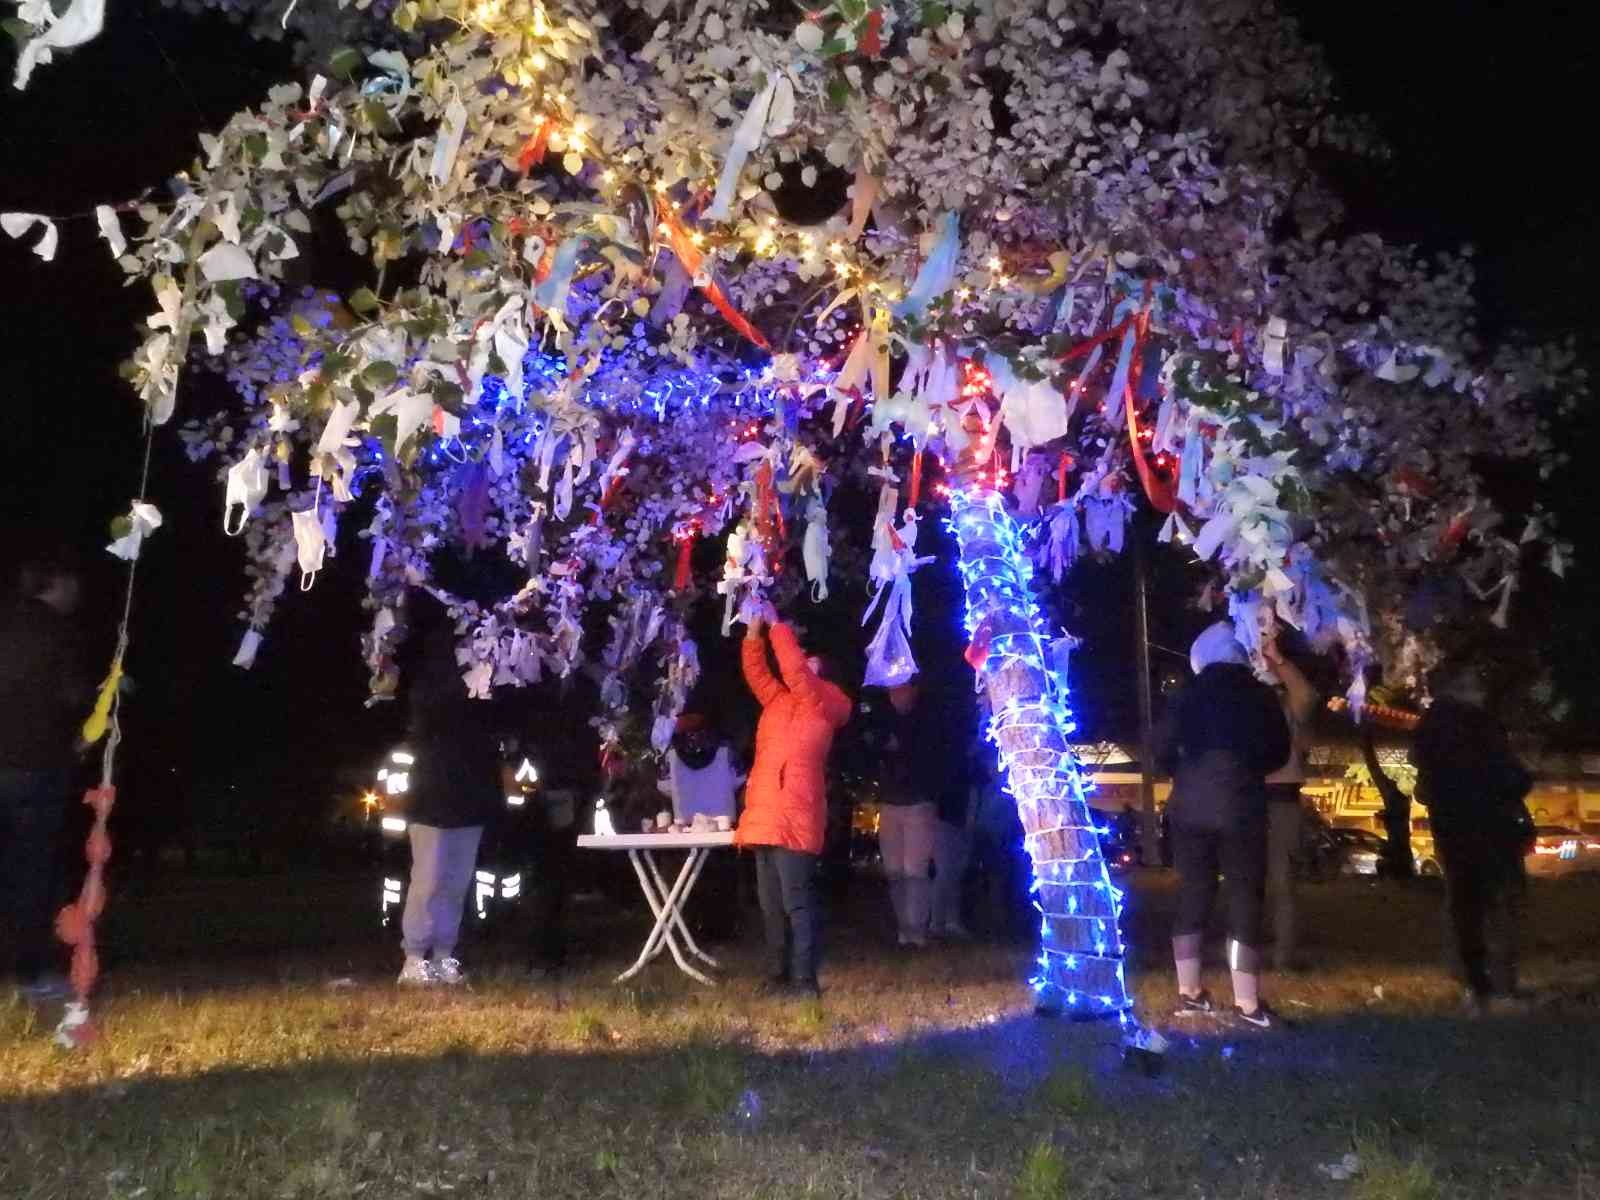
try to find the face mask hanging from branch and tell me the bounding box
[862,509,935,689]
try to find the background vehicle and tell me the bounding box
[1526,825,1600,877]
[1327,827,1391,878]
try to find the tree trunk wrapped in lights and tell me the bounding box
[950,488,1131,1020]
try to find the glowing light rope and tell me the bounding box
[949,488,1132,1021]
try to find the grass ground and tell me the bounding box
[3,869,1598,1199]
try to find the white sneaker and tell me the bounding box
[432,956,466,986]
[397,956,436,986]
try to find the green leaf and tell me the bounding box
[818,37,850,58]
[109,515,133,540]
[838,0,867,22]
[242,132,269,163]
[921,2,949,28]
[216,280,246,321]
[291,313,316,338]
[827,76,851,109]
[2,18,32,46]
[348,287,381,315]
[432,380,465,411]
[304,380,331,412]
[329,47,362,80]
[370,412,399,457]
[362,99,399,135]
[393,2,419,32]
[362,361,399,388]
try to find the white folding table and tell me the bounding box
[576,830,735,985]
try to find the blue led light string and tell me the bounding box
[948,487,1132,1021]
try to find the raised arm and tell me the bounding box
[770,623,852,727]
[1273,653,1319,726]
[742,623,786,708]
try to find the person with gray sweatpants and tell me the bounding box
[395,590,501,987]
[402,824,483,973]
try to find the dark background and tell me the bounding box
[2,1,1594,850]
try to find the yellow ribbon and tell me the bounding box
[81,654,124,746]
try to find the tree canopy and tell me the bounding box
[5,0,1584,745]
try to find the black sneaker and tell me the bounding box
[1234,1003,1286,1031]
[1174,990,1215,1016]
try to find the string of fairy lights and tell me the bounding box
[949,488,1132,1021]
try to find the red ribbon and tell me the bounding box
[673,528,696,591]
[657,208,771,350]
[908,449,924,508]
[860,9,884,55]
[1120,286,1177,514]
[1055,316,1134,363]
[964,618,994,672]
[517,118,551,173]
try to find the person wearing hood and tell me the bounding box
[393,590,501,988]
[660,713,744,827]
[659,712,746,943]
[1412,660,1533,1013]
[873,675,969,946]
[739,608,852,997]
[1157,621,1292,1029]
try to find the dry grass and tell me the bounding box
[2,872,1598,1198]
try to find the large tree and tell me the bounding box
[7,0,1582,1015]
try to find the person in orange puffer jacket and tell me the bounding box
[737,609,852,997]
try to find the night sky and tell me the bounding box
[3,2,1595,820]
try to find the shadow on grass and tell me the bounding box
[3,1000,1598,1200]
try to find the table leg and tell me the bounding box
[643,848,721,968]
[616,849,716,986]
[615,849,670,983]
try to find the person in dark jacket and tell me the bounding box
[394,591,501,987]
[0,551,93,998]
[512,745,581,980]
[1412,661,1533,1012]
[1158,621,1292,1028]
[872,677,964,947]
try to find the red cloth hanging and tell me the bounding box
[54,785,116,1042]
[517,118,551,173]
[657,208,771,350]
[964,617,994,672]
[672,526,697,591]
[1121,288,1177,514]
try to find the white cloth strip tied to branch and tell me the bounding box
[705,68,795,223]
[861,510,934,688]
[950,488,1132,1020]
[11,0,105,90]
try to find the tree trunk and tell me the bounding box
[949,490,1132,1019]
[1362,727,1414,879]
